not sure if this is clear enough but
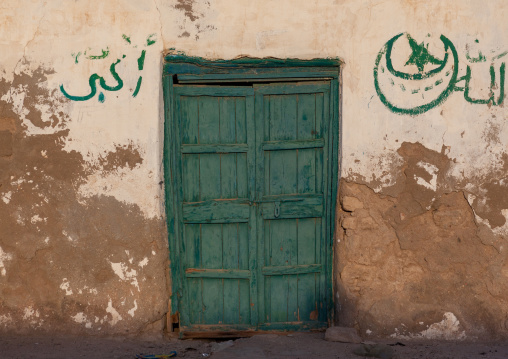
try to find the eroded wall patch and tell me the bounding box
[0,66,169,334]
[339,142,508,339]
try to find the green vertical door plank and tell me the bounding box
[322,88,331,324]
[270,95,297,141]
[287,219,299,322]
[328,79,339,323]
[199,96,220,144]
[238,223,251,324]
[201,224,224,324]
[184,224,201,325]
[238,223,249,270]
[298,218,316,265]
[185,223,201,268]
[316,217,326,322]
[180,96,199,144]
[221,154,237,199]
[199,154,221,201]
[201,224,223,269]
[298,93,317,195]
[236,98,247,144]
[315,93,324,139]
[270,150,297,195]
[182,154,200,202]
[237,153,248,198]
[315,93,324,194]
[298,273,317,322]
[281,94,298,141]
[262,219,271,322]
[244,94,257,326]
[254,92,265,326]
[297,94,316,141]
[264,152,271,196]
[188,224,203,324]
[188,278,203,324]
[269,219,295,322]
[220,97,236,144]
[223,223,240,324]
[298,149,316,194]
[297,218,317,321]
[268,95,280,140]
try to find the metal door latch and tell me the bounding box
[274,201,280,218]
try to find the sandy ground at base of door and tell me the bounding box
[1,332,508,359]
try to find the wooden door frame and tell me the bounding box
[162,55,341,336]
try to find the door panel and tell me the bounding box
[174,81,331,332]
[256,82,330,328]
[175,86,256,330]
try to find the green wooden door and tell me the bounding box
[172,81,333,334]
[255,82,330,330]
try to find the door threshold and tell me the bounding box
[181,328,326,339]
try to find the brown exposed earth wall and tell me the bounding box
[0,66,170,335]
[337,142,508,340]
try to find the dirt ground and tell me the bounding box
[1,332,508,359]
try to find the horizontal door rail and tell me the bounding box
[183,199,250,223]
[177,72,337,83]
[262,264,323,276]
[185,268,251,279]
[181,144,249,154]
[262,139,324,151]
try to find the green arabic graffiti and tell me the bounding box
[461,63,505,105]
[86,48,110,60]
[374,33,506,115]
[61,35,156,102]
[122,34,131,44]
[132,50,146,98]
[146,34,156,46]
[466,51,486,63]
[60,59,123,101]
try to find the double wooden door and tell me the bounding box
[172,81,334,334]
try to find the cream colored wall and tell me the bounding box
[1,0,507,337]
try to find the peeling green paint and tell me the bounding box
[146,34,156,46]
[72,52,82,64]
[132,77,142,98]
[86,48,110,60]
[137,50,146,71]
[466,51,486,63]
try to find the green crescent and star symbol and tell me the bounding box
[373,32,461,115]
[404,34,443,73]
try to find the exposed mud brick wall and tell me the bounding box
[338,142,508,340]
[0,67,169,334]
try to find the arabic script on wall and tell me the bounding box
[374,33,506,115]
[60,34,157,102]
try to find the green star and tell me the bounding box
[405,34,443,73]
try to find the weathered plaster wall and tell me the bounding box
[1,0,508,339]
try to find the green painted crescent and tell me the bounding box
[373,33,459,115]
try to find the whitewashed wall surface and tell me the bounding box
[1,0,508,339]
